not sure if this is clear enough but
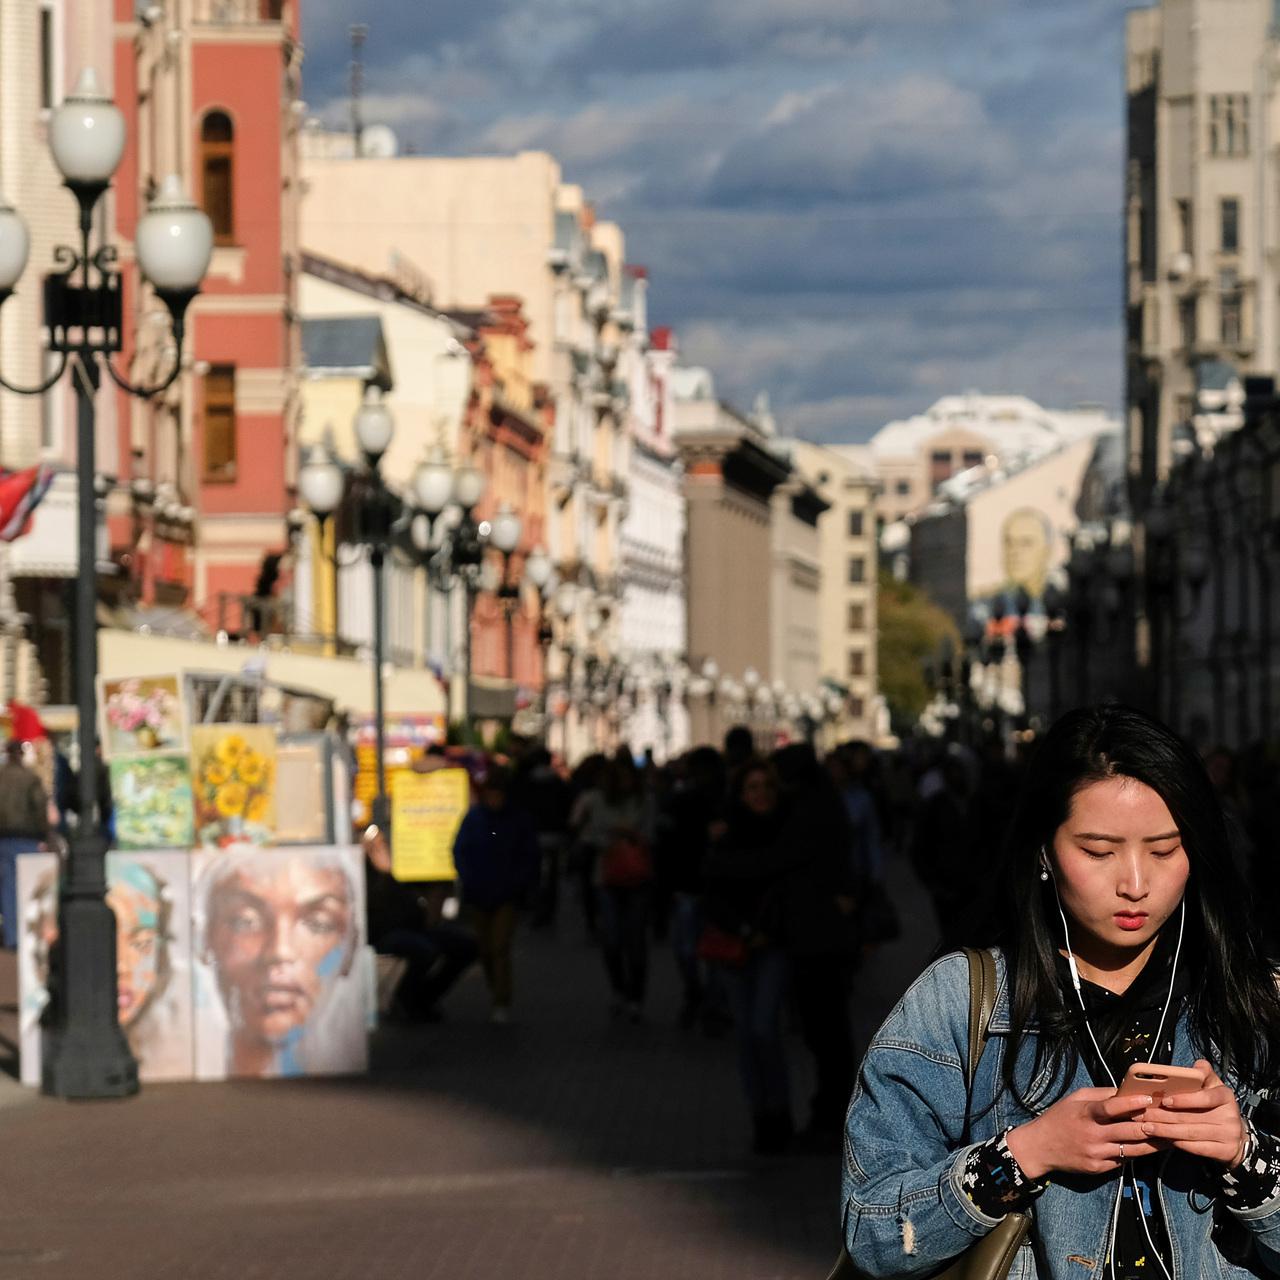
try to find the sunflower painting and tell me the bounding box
[190,725,278,848]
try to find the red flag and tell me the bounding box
[0,465,53,542]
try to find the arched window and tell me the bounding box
[200,111,234,243]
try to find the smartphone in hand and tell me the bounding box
[1116,1062,1206,1104]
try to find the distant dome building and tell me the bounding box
[869,392,1119,528]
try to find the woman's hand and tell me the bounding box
[1006,1088,1159,1180]
[1138,1060,1248,1166]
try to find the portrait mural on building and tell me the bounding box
[18,851,196,1084]
[1000,507,1052,602]
[192,845,368,1081]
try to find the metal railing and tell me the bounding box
[191,0,285,24]
[214,593,359,656]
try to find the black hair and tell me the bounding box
[723,724,755,765]
[964,704,1280,1106]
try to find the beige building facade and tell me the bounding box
[787,439,881,742]
[1125,0,1280,494]
[911,434,1111,627]
[300,141,632,757]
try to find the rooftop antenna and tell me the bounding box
[349,23,368,158]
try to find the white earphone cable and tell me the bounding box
[1043,853,1182,1280]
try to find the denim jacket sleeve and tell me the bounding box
[1227,1177,1280,1269]
[842,953,1006,1275]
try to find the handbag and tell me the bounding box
[599,834,653,889]
[696,923,749,967]
[826,947,1031,1280]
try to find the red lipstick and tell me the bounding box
[1114,912,1148,932]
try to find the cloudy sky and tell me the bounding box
[300,1,1132,443]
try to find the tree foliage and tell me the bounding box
[876,571,959,728]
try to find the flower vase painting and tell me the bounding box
[100,676,186,758]
[110,754,196,851]
[190,726,278,848]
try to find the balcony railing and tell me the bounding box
[192,0,286,24]
[214,593,358,656]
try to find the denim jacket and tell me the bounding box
[842,949,1280,1280]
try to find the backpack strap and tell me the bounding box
[961,946,998,1143]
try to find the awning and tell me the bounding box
[98,629,446,718]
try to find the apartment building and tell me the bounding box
[786,439,881,743]
[1125,0,1280,494]
[109,0,302,621]
[870,394,1116,529]
[300,142,637,756]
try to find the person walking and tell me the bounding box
[703,757,797,1154]
[0,739,49,949]
[452,766,539,1023]
[566,753,609,939]
[582,750,654,1022]
[511,745,571,930]
[773,743,861,1150]
[659,746,726,1030]
[841,704,1280,1279]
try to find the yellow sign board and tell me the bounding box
[390,768,470,882]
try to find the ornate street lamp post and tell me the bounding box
[300,389,400,834]
[0,70,212,1097]
[488,503,523,680]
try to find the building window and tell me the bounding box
[895,479,910,497]
[962,450,983,469]
[848,649,866,678]
[929,449,952,488]
[848,510,864,538]
[200,111,235,243]
[39,4,56,111]
[1220,198,1239,253]
[1220,269,1243,346]
[847,603,866,632]
[1209,94,1250,157]
[848,557,865,585]
[202,365,237,481]
[1179,296,1197,350]
[1176,198,1194,255]
[848,695,865,720]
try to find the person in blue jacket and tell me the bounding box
[843,705,1280,1280]
[452,764,539,1024]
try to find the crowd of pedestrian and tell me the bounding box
[366,727,899,1157]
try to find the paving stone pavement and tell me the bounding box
[0,852,937,1280]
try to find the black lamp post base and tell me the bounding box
[42,884,138,1100]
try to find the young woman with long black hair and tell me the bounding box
[842,705,1280,1279]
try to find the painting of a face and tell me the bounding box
[20,852,194,1085]
[205,857,353,1047]
[1001,508,1051,598]
[108,864,165,1029]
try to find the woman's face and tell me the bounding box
[740,769,777,817]
[1048,776,1189,963]
[206,858,353,1047]
[109,876,163,1029]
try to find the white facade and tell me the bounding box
[618,329,688,760]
